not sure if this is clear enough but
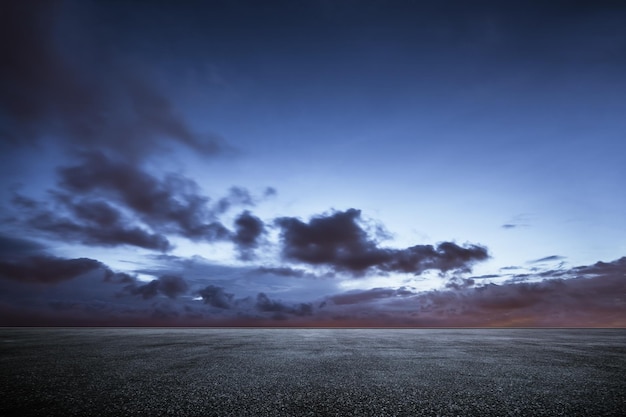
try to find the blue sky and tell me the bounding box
[1,0,625,326]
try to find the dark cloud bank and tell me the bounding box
[0,255,103,284]
[1,230,623,326]
[2,205,622,327]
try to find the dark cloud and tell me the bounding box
[501,214,531,229]
[1,255,624,327]
[8,148,282,254]
[10,193,38,210]
[0,255,103,284]
[470,274,502,280]
[381,241,490,274]
[461,266,625,326]
[0,1,226,157]
[445,277,475,290]
[327,287,414,306]
[0,234,46,258]
[27,196,172,251]
[103,269,135,284]
[216,187,254,214]
[157,275,189,299]
[276,209,488,275]
[233,211,265,260]
[504,274,534,283]
[573,257,626,275]
[10,152,273,252]
[198,285,234,309]
[317,257,626,327]
[276,209,385,272]
[125,275,188,300]
[528,255,566,264]
[256,293,313,318]
[254,266,311,278]
[263,187,277,198]
[55,151,231,242]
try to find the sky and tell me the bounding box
[0,0,625,327]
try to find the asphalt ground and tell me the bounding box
[1,328,624,416]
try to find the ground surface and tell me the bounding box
[1,328,625,416]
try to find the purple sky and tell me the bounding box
[1,0,625,327]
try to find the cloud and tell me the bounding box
[0,234,47,258]
[0,255,103,284]
[327,287,414,306]
[276,209,385,272]
[1,255,624,327]
[57,152,231,240]
[317,257,626,327]
[501,214,531,229]
[528,255,566,264]
[216,187,254,214]
[198,285,235,309]
[254,266,313,278]
[572,257,626,276]
[0,1,226,157]
[263,187,277,198]
[10,152,273,253]
[233,211,265,260]
[103,269,135,284]
[125,275,188,300]
[256,293,313,318]
[276,209,488,275]
[445,277,476,290]
[27,196,172,251]
[469,274,501,280]
[6,151,236,250]
[381,241,490,274]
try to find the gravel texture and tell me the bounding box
[1,328,624,416]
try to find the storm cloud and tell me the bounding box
[276,209,488,275]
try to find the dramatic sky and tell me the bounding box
[1,0,625,326]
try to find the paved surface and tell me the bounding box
[1,328,625,416]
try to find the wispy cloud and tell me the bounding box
[0,1,227,158]
[528,255,566,264]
